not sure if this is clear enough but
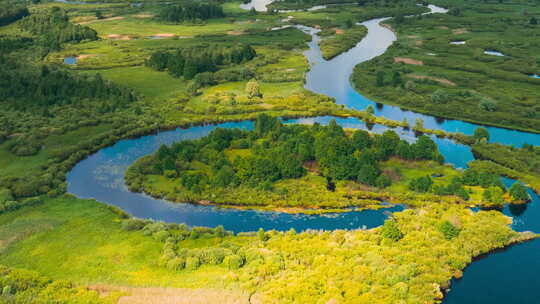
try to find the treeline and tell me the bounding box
[19,7,97,50]
[122,219,266,271]
[408,167,530,203]
[0,265,105,303]
[0,57,136,110]
[128,114,443,195]
[472,142,540,176]
[145,44,256,80]
[0,3,29,26]
[0,36,32,54]
[157,2,224,23]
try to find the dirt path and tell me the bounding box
[394,57,424,65]
[407,74,456,86]
[88,285,251,304]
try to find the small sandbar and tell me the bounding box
[394,57,424,65]
[407,74,456,86]
[106,34,133,40]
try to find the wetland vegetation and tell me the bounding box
[352,0,540,132]
[0,0,539,303]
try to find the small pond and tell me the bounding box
[484,50,505,56]
[64,56,77,65]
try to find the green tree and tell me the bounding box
[381,220,403,241]
[530,16,538,25]
[509,182,529,202]
[246,79,262,99]
[413,118,424,131]
[258,228,269,241]
[357,164,380,186]
[376,174,392,188]
[376,71,385,87]
[439,221,460,240]
[473,127,490,142]
[392,71,402,86]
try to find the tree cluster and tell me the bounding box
[0,58,136,111]
[157,2,224,23]
[19,7,97,50]
[145,44,256,80]
[130,115,444,196]
[0,4,29,26]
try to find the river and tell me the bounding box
[67,2,540,303]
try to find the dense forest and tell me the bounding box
[0,57,136,110]
[157,2,225,23]
[146,44,257,80]
[128,115,444,197]
[19,7,97,50]
[0,3,29,26]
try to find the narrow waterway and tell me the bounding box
[66,2,540,303]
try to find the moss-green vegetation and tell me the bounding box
[319,24,367,60]
[352,0,540,133]
[470,142,540,195]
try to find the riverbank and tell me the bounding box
[351,2,540,133]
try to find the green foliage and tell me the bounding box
[409,175,433,193]
[19,7,97,50]
[223,254,244,270]
[0,3,28,26]
[0,59,136,112]
[319,24,368,60]
[245,79,262,99]
[381,219,403,241]
[0,265,105,303]
[352,1,540,132]
[157,2,225,23]
[146,44,256,80]
[439,220,460,240]
[509,182,529,202]
[473,127,490,142]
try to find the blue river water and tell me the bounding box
[66,4,540,303]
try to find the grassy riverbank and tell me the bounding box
[319,24,367,60]
[352,0,540,133]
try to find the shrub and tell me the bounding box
[185,257,201,270]
[121,219,147,231]
[381,220,403,241]
[439,221,460,240]
[167,257,186,271]
[223,254,244,270]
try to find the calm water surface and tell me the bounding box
[67,4,540,302]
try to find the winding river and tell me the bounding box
[67,3,540,303]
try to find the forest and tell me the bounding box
[0,3,28,26]
[19,7,97,51]
[157,2,225,23]
[0,58,136,111]
[145,44,257,80]
[126,114,527,210]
